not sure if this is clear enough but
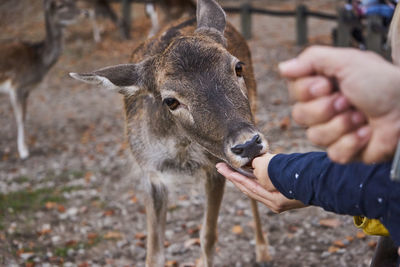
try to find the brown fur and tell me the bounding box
[0,0,81,159]
[70,1,271,265]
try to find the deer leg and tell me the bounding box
[145,4,159,38]
[9,89,29,159]
[250,199,272,265]
[88,9,101,43]
[145,181,168,267]
[199,175,225,267]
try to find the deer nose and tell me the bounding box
[231,134,263,159]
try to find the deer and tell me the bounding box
[0,0,83,159]
[70,0,272,265]
[145,0,196,37]
[76,0,123,42]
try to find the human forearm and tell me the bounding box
[268,152,392,217]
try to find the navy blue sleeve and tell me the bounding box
[268,152,400,246]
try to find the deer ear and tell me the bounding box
[196,0,226,36]
[69,63,148,96]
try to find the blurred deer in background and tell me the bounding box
[0,0,82,159]
[70,0,272,265]
[145,0,195,37]
[76,0,123,42]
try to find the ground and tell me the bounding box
[0,0,380,266]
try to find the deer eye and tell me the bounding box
[235,62,245,77]
[163,98,180,110]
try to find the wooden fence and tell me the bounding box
[224,4,388,55]
[108,1,389,56]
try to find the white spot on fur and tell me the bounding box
[6,83,29,159]
[0,80,13,94]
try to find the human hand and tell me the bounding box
[279,46,400,164]
[216,161,305,213]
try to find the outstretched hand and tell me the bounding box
[216,157,305,213]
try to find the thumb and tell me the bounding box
[279,46,355,78]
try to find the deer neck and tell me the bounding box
[41,13,64,70]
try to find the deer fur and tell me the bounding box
[0,0,81,159]
[70,0,271,265]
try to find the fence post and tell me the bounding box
[121,0,131,39]
[336,7,352,47]
[366,15,382,54]
[241,3,252,40]
[296,4,308,46]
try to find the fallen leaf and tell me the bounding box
[87,233,98,240]
[104,231,123,240]
[356,231,366,239]
[78,262,89,267]
[57,205,66,213]
[288,225,298,233]
[319,218,341,228]
[333,240,346,248]
[66,240,77,247]
[136,241,145,248]
[184,238,201,248]
[368,240,377,249]
[84,172,93,183]
[37,228,52,236]
[328,246,339,253]
[179,195,188,201]
[236,210,244,216]
[272,99,282,105]
[187,226,200,235]
[164,240,170,247]
[279,116,291,130]
[130,196,137,203]
[103,210,115,217]
[345,236,354,242]
[231,225,243,235]
[25,262,35,267]
[45,202,57,209]
[166,260,178,267]
[134,232,146,240]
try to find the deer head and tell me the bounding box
[44,0,82,27]
[70,0,268,175]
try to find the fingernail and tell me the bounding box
[310,80,327,97]
[351,112,365,125]
[334,96,349,112]
[357,126,371,139]
[278,59,298,74]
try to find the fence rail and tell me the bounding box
[108,0,388,56]
[223,3,388,57]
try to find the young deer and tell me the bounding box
[70,0,272,265]
[0,0,82,159]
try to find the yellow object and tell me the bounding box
[353,216,389,236]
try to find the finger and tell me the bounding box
[233,181,283,211]
[251,154,276,190]
[216,163,253,183]
[292,93,350,126]
[279,46,357,78]
[327,126,371,164]
[361,125,399,163]
[288,76,333,102]
[307,110,367,147]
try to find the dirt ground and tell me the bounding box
[0,0,381,266]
